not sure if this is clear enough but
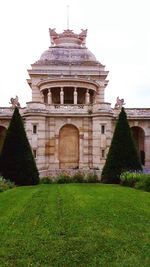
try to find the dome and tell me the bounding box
[35,29,99,65]
[38,47,97,64]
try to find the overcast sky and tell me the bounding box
[0,0,149,108]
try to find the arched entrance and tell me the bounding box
[0,126,7,152]
[59,124,79,169]
[131,126,145,165]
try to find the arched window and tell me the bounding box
[131,126,145,165]
[0,126,7,152]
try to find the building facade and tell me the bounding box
[0,28,150,176]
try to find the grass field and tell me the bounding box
[0,184,150,267]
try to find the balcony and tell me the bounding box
[26,101,112,115]
[26,102,91,114]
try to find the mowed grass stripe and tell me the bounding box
[0,185,60,266]
[53,184,150,266]
[0,186,39,223]
[0,184,150,266]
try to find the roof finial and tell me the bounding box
[67,5,70,29]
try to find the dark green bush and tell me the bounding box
[86,172,99,183]
[73,172,85,183]
[56,172,99,184]
[1,108,39,186]
[57,173,73,184]
[40,177,53,184]
[135,175,150,192]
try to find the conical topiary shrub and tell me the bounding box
[1,107,39,185]
[101,107,142,184]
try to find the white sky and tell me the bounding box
[0,0,149,108]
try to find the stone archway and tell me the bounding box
[59,124,79,169]
[131,126,145,165]
[0,126,7,152]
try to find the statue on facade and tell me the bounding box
[49,28,57,45]
[79,29,87,46]
[9,95,20,108]
[114,96,125,109]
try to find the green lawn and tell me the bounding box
[0,184,150,267]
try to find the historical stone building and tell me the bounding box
[0,28,150,176]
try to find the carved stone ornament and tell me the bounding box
[114,96,125,109]
[9,95,20,109]
[49,28,87,47]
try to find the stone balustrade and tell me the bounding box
[25,102,113,114]
[126,108,150,117]
[46,104,91,113]
[114,108,150,118]
[0,107,25,117]
[2,105,150,118]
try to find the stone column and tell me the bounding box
[60,87,64,104]
[48,88,52,104]
[85,89,90,104]
[74,87,77,104]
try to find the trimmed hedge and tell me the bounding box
[1,108,39,186]
[101,108,142,184]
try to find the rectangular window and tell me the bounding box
[33,149,37,158]
[102,149,105,158]
[101,125,105,134]
[33,125,37,134]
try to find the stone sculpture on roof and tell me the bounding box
[114,96,125,109]
[9,95,20,109]
[49,28,87,47]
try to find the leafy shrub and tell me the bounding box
[73,172,85,183]
[120,171,150,192]
[55,172,99,184]
[57,173,73,184]
[135,175,150,192]
[86,172,99,183]
[0,176,15,192]
[120,171,142,187]
[40,177,54,184]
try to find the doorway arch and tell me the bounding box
[59,124,79,169]
[131,126,145,165]
[0,126,7,152]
